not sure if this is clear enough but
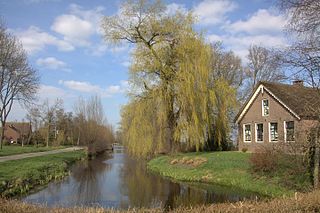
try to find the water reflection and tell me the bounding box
[23,151,257,209]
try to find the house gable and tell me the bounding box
[235,84,301,124]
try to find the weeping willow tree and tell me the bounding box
[103,0,236,157]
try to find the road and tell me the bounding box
[0,147,84,163]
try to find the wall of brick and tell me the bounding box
[237,87,314,152]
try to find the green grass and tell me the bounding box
[0,150,85,197]
[0,145,68,157]
[147,151,295,198]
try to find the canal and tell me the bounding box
[23,150,257,209]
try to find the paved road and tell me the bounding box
[0,147,84,163]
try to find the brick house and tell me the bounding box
[235,81,320,152]
[3,122,32,143]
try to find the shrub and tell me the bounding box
[241,148,248,153]
[250,145,312,191]
[250,147,278,172]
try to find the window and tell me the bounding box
[285,121,295,142]
[269,122,278,142]
[244,124,251,142]
[256,123,263,142]
[262,99,269,116]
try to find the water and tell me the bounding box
[23,151,257,210]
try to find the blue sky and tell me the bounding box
[0,0,287,127]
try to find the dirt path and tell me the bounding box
[0,147,84,163]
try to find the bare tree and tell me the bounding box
[280,0,320,42]
[74,96,114,156]
[0,23,39,149]
[246,45,285,92]
[210,43,244,89]
[277,0,320,189]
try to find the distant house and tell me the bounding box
[3,122,32,144]
[235,81,320,152]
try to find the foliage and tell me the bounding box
[0,150,85,197]
[103,0,236,157]
[148,152,293,197]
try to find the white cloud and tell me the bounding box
[69,4,105,34]
[51,15,94,47]
[38,84,70,100]
[51,4,105,47]
[59,80,100,93]
[206,7,288,63]
[194,0,237,25]
[166,3,187,15]
[36,57,70,72]
[59,80,128,97]
[106,85,121,94]
[14,26,74,54]
[226,9,286,34]
[207,33,287,63]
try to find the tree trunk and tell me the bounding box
[314,134,320,189]
[166,90,176,153]
[77,126,80,146]
[0,122,4,150]
[46,125,50,147]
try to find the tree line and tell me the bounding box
[25,96,115,155]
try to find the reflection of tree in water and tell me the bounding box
[118,154,173,209]
[117,153,255,210]
[71,153,112,205]
[169,184,256,209]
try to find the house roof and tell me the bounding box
[235,81,320,124]
[5,122,31,135]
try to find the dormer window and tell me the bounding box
[262,99,269,116]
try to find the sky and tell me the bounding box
[0,0,288,127]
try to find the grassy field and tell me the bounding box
[0,150,85,197]
[148,152,295,198]
[1,190,320,212]
[0,145,69,157]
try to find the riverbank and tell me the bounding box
[0,150,85,198]
[147,152,295,198]
[1,189,320,212]
[0,145,69,157]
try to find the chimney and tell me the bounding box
[292,80,304,87]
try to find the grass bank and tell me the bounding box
[147,152,294,198]
[0,150,85,198]
[1,190,320,212]
[0,145,69,157]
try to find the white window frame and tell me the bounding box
[243,124,252,143]
[262,99,269,116]
[255,123,264,143]
[284,121,295,142]
[269,122,278,143]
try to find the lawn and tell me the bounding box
[148,152,294,198]
[0,145,68,157]
[0,150,85,197]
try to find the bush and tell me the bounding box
[249,145,312,191]
[241,147,248,153]
[250,147,278,172]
